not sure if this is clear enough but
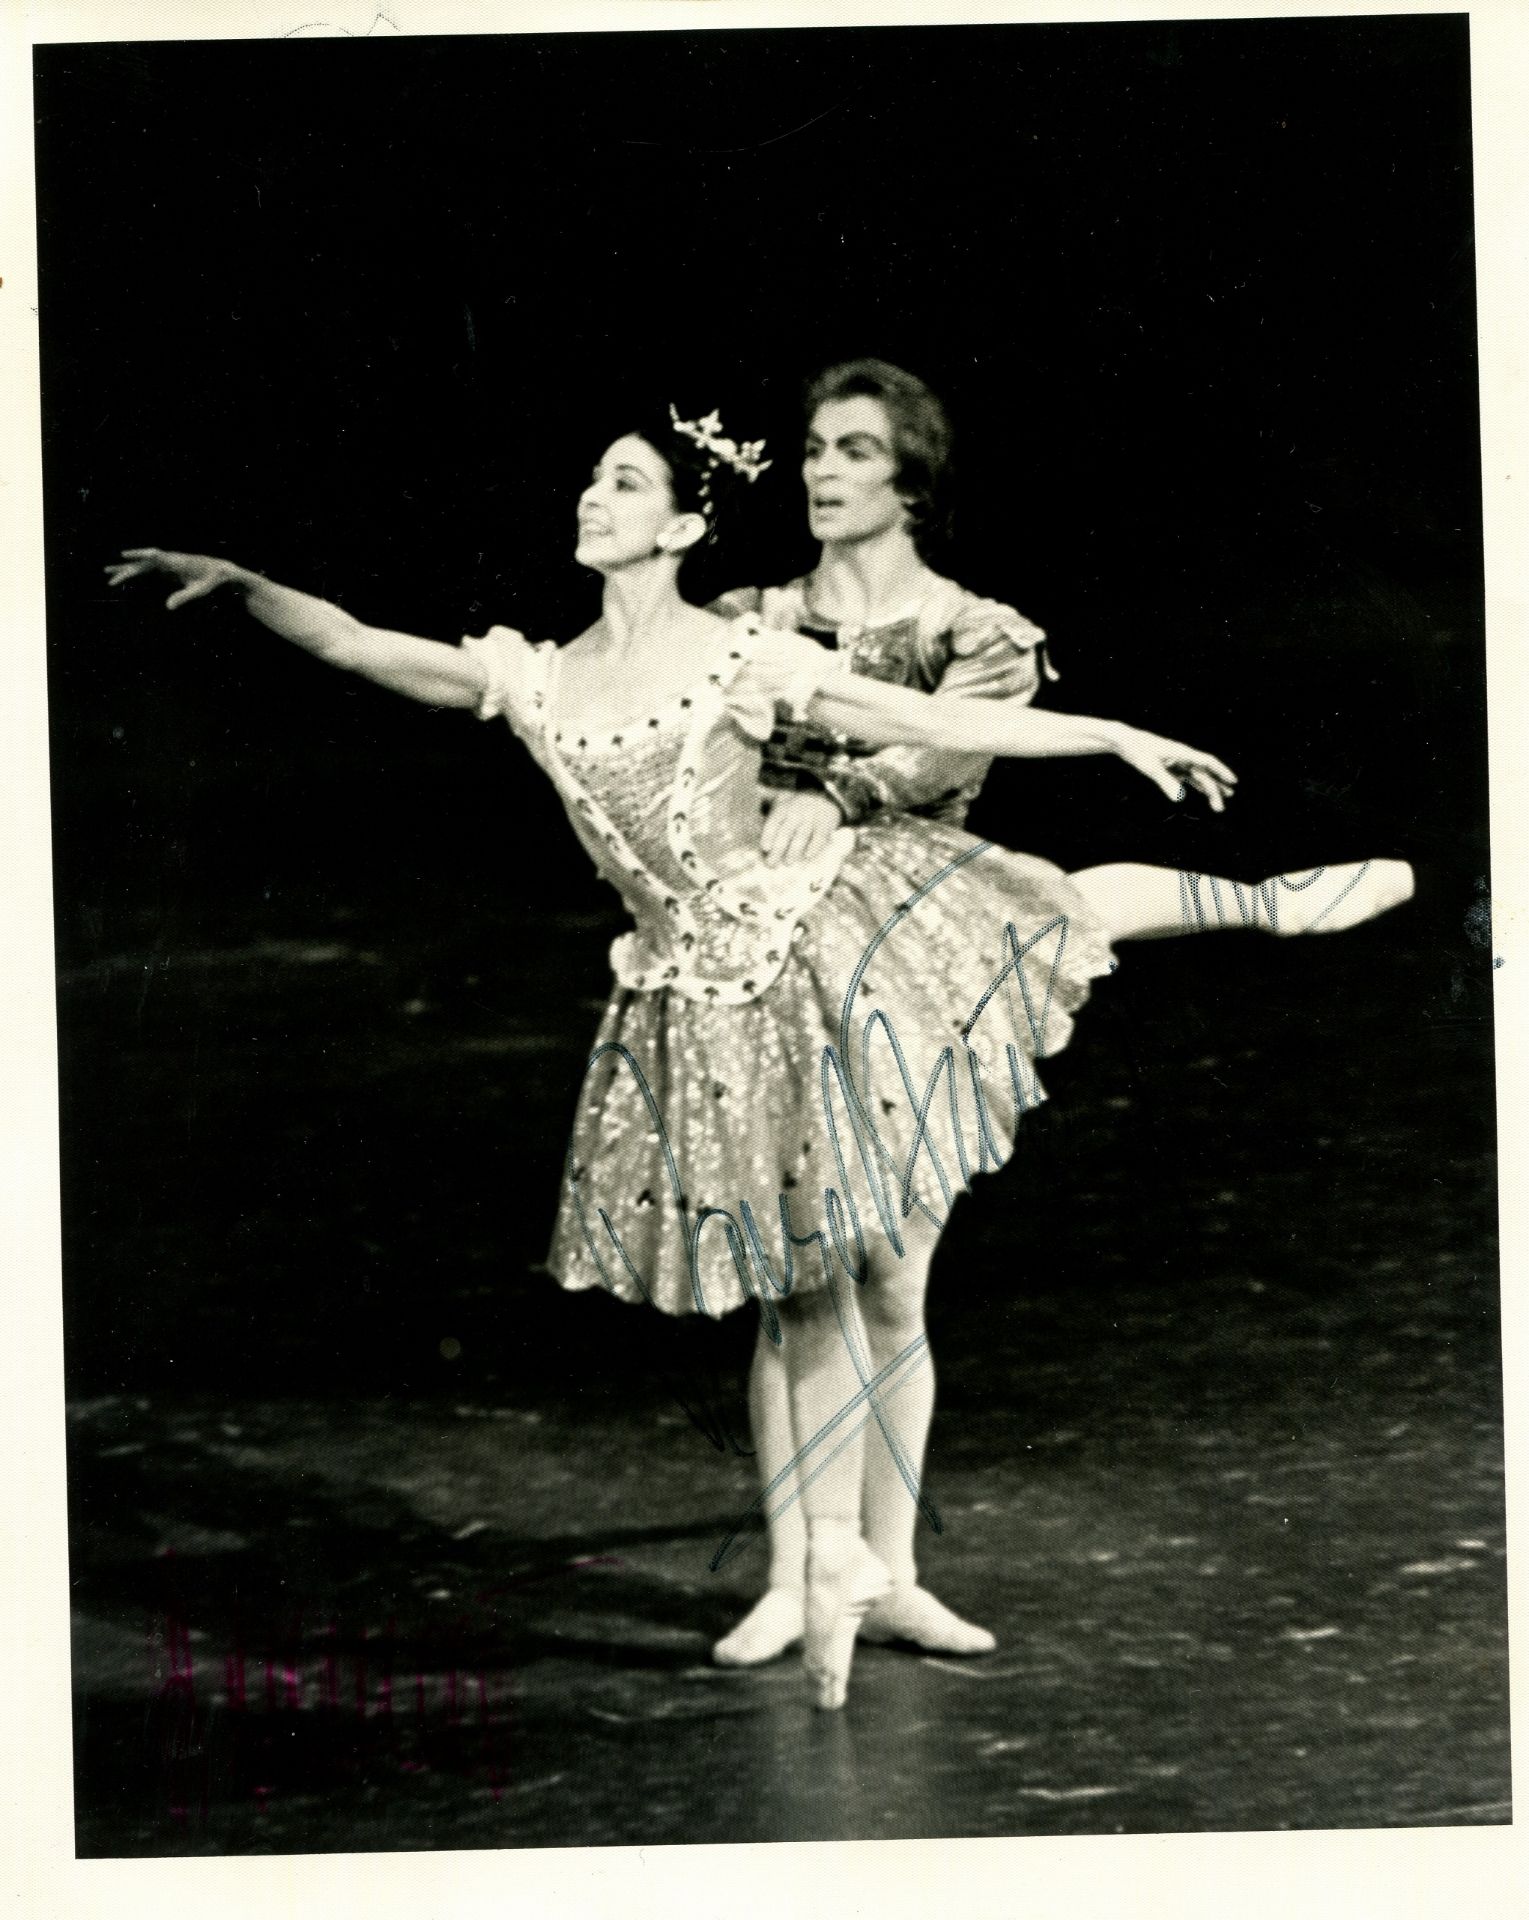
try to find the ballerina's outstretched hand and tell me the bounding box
[106,546,492,711]
[105,547,243,610]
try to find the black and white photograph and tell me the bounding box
[3,0,1522,1903]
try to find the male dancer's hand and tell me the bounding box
[761,789,842,866]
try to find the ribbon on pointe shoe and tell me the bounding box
[1178,860,1414,937]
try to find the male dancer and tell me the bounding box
[711,358,1052,1665]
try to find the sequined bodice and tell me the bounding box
[550,694,843,1003]
[560,725,690,896]
[465,616,856,1004]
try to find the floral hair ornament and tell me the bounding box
[668,405,773,485]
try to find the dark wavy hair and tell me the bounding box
[618,404,751,550]
[804,358,954,553]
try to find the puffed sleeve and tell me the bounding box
[459,625,536,728]
[722,626,840,741]
[945,596,1058,689]
[809,595,1050,827]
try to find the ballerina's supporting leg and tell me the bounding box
[775,1279,891,1710]
[711,1331,809,1666]
[713,1222,996,1667]
[1068,859,1415,944]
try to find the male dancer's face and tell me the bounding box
[802,395,908,548]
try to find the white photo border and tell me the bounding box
[1,4,1521,1916]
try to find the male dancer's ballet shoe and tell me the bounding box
[712,1588,804,1667]
[1179,859,1415,938]
[803,1523,893,1711]
[860,1585,998,1656]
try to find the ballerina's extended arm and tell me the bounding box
[104,548,488,710]
[800,672,1237,812]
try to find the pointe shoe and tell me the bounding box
[803,1523,893,1712]
[1181,860,1415,936]
[860,1584,998,1656]
[712,1587,805,1667]
[1265,859,1415,935]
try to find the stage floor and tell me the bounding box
[59,906,1507,1853]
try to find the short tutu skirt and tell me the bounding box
[548,815,1115,1317]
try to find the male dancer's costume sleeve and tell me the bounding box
[709,583,1055,829]
[812,596,1052,828]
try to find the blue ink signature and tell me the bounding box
[1178,864,1344,932]
[564,843,1085,1571]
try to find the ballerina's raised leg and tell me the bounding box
[1069,858,1415,943]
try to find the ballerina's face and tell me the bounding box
[803,395,908,546]
[576,435,696,572]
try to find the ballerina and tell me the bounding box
[106,402,1413,1710]
[711,357,1058,1666]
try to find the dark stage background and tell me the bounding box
[37,16,1504,1855]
